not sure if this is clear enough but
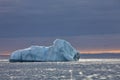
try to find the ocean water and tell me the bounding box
[0,59,120,80]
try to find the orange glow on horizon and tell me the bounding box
[0,49,120,55]
[79,49,120,54]
[0,51,11,56]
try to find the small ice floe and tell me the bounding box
[79,72,83,75]
[99,76,107,79]
[84,74,99,80]
[46,68,56,71]
[69,70,76,80]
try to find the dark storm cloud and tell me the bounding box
[0,0,120,37]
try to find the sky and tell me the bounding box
[0,0,120,55]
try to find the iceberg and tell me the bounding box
[9,39,80,62]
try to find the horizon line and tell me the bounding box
[1,50,120,56]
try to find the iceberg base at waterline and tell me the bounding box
[9,39,80,62]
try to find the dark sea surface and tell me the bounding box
[0,59,120,80]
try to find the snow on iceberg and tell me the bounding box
[9,39,80,62]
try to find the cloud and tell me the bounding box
[0,0,16,13]
[0,0,120,38]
